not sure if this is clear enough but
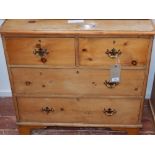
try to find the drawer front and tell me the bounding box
[17,97,140,124]
[79,38,150,67]
[5,37,75,66]
[11,68,145,96]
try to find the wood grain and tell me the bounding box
[11,68,145,96]
[79,38,150,67]
[1,19,154,134]
[0,20,155,35]
[17,97,141,125]
[5,37,75,66]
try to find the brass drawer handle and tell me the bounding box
[105,48,122,58]
[103,108,117,116]
[33,46,49,63]
[104,80,119,88]
[41,106,54,114]
[25,81,32,86]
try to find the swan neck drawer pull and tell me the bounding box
[103,108,117,116]
[104,80,119,88]
[41,106,54,114]
[105,48,122,58]
[33,44,49,63]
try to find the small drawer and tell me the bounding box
[11,68,145,96]
[17,97,141,125]
[79,38,150,67]
[5,37,75,66]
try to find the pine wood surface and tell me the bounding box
[11,68,145,96]
[17,97,141,124]
[1,19,154,134]
[0,20,155,35]
[79,38,150,67]
[5,37,75,65]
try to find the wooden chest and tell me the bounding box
[0,20,154,134]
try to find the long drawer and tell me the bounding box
[11,68,145,96]
[79,38,150,67]
[5,37,75,66]
[17,97,141,124]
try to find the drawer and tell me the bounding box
[11,68,145,96]
[17,97,141,125]
[79,38,150,67]
[5,37,75,66]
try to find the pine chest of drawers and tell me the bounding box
[0,20,155,134]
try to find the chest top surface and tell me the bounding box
[0,19,155,35]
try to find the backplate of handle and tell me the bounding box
[33,45,49,63]
[103,108,117,116]
[105,48,122,58]
[41,106,54,114]
[104,80,119,88]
